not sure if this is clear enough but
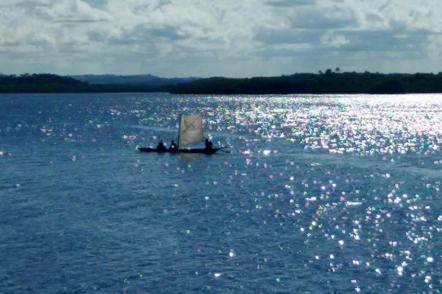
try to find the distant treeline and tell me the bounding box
[0,74,167,93]
[170,71,442,94]
[70,74,198,86]
[2,72,442,94]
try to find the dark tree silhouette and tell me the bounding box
[2,72,442,94]
[170,72,442,94]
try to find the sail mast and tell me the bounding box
[177,114,181,150]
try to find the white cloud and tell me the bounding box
[0,0,441,76]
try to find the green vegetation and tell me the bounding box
[170,71,442,94]
[2,71,442,94]
[0,74,89,93]
[0,74,166,93]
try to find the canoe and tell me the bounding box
[138,147,222,155]
[138,114,227,156]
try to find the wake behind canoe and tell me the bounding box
[138,147,222,155]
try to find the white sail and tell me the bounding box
[178,114,204,146]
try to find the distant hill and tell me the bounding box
[0,74,166,93]
[70,74,199,86]
[2,72,442,94]
[170,72,442,94]
[0,74,90,93]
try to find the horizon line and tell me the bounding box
[3,70,442,80]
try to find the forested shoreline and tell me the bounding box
[170,71,442,94]
[2,72,442,94]
[0,74,166,93]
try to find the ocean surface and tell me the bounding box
[0,93,441,293]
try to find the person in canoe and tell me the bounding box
[169,140,178,151]
[157,139,167,151]
[204,137,213,150]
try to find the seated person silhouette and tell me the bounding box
[204,138,213,150]
[169,140,178,151]
[157,139,167,151]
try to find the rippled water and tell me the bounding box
[0,93,441,293]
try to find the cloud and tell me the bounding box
[266,0,314,7]
[0,0,442,76]
[255,28,321,44]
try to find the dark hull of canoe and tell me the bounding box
[138,147,222,155]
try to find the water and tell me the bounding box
[0,93,441,293]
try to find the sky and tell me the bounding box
[1,0,442,77]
